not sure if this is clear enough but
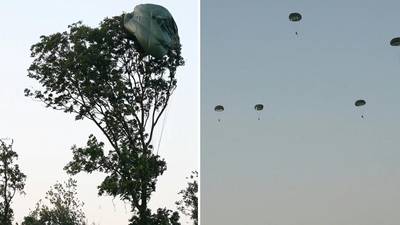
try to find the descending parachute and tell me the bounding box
[214,105,224,122]
[214,105,224,112]
[390,37,400,63]
[123,4,180,58]
[390,37,400,46]
[289,12,302,36]
[289,12,302,22]
[254,104,264,120]
[254,104,264,111]
[354,99,366,118]
[354,99,366,107]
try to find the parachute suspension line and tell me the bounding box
[360,107,366,119]
[112,198,116,212]
[254,104,264,121]
[293,22,299,37]
[214,105,225,123]
[157,102,170,155]
[290,24,298,37]
[289,12,302,37]
[254,109,260,120]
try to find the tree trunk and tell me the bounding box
[138,180,148,225]
[2,158,9,225]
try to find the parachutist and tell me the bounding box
[289,12,302,37]
[254,104,264,121]
[214,105,224,122]
[355,99,366,118]
[289,12,302,22]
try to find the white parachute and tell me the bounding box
[123,4,180,58]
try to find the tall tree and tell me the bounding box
[22,178,87,225]
[176,171,198,225]
[0,139,26,225]
[25,15,184,225]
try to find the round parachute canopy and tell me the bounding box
[354,99,366,107]
[123,4,180,58]
[289,12,302,22]
[214,105,224,112]
[390,37,400,46]
[254,104,264,111]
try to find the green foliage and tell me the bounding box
[25,14,184,225]
[176,171,198,225]
[150,208,180,225]
[128,207,180,225]
[21,178,86,225]
[0,139,26,225]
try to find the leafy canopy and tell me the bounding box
[22,178,87,225]
[176,171,198,225]
[0,139,26,225]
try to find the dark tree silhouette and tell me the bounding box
[176,171,198,225]
[0,139,26,225]
[25,15,184,225]
[148,208,180,225]
[22,178,87,225]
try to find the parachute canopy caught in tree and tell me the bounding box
[289,12,302,22]
[214,105,224,112]
[123,4,180,58]
[354,99,366,107]
[254,104,264,111]
[390,37,400,46]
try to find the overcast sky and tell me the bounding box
[202,0,400,225]
[0,1,198,224]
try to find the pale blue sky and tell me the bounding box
[202,0,400,224]
[0,1,198,225]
